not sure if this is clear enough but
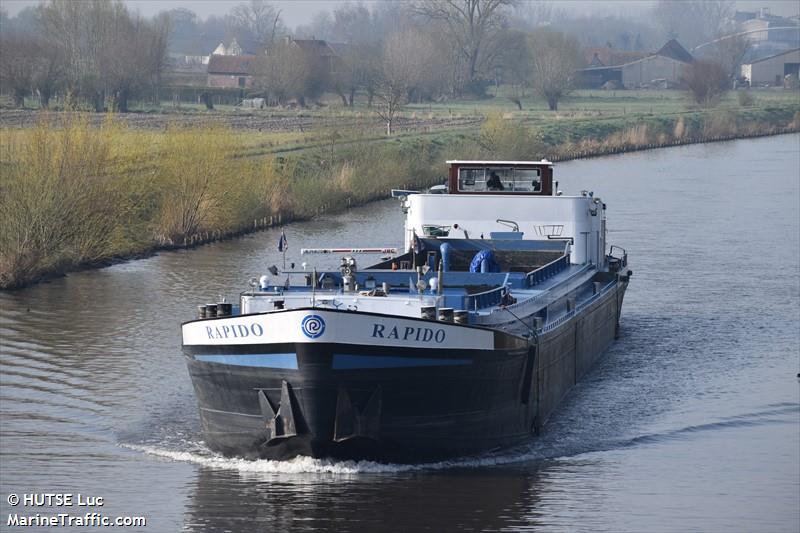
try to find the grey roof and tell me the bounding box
[291,39,335,56]
[746,47,800,64]
[326,41,351,57]
[655,39,694,63]
[207,55,256,75]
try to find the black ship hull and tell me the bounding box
[182,280,627,463]
[185,342,532,462]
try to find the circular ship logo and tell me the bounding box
[301,314,326,339]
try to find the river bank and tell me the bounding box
[1,104,798,289]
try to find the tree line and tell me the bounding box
[1,0,169,111]
[0,0,585,118]
[1,0,752,117]
[240,0,751,117]
[243,0,586,132]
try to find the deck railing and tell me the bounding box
[608,245,628,270]
[464,285,507,311]
[465,251,572,310]
[538,279,616,334]
[526,253,570,287]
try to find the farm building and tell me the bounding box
[211,38,262,56]
[577,40,694,89]
[741,48,800,86]
[207,55,257,88]
[619,55,689,88]
[738,9,800,45]
[277,37,341,78]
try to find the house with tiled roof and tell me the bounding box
[289,38,336,57]
[207,55,257,88]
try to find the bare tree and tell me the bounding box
[253,42,302,105]
[0,32,35,107]
[254,39,328,106]
[528,29,580,111]
[360,45,383,107]
[36,0,116,110]
[412,0,516,95]
[295,11,333,41]
[101,8,147,112]
[330,44,366,107]
[229,0,284,49]
[407,29,450,102]
[91,4,170,112]
[330,3,375,44]
[374,31,426,135]
[706,33,750,81]
[144,13,171,105]
[34,0,169,112]
[494,29,531,109]
[0,28,63,109]
[0,18,63,109]
[683,59,728,106]
[511,1,553,30]
[324,3,387,107]
[31,36,63,108]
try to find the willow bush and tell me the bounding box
[478,113,544,159]
[153,125,239,244]
[0,115,128,287]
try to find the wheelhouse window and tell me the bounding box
[487,167,513,190]
[458,166,541,192]
[513,168,541,192]
[457,168,484,191]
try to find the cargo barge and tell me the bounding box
[182,160,631,462]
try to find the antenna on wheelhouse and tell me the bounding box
[311,267,316,308]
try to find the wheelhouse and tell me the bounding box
[447,160,554,195]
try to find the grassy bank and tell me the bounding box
[1,101,798,289]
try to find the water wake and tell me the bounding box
[123,401,800,476]
[122,441,552,475]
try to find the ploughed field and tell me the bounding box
[0,108,482,134]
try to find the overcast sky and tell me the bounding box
[3,0,799,28]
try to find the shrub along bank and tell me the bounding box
[1,104,798,289]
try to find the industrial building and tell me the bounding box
[741,48,800,86]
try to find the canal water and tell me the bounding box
[1,134,798,532]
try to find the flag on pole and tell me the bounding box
[278,230,288,252]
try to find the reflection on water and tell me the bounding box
[185,467,536,532]
[1,135,798,532]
